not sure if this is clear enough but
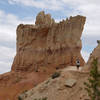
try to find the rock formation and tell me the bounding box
[35,11,55,27]
[0,11,86,100]
[84,41,100,71]
[12,11,86,72]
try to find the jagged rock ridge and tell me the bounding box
[12,11,86,72]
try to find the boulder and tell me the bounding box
[65,78,77,87]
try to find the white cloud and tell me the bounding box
[8,0,63,10]
[0,61,11,74]
[0,46,16,62]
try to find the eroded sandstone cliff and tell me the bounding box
[12,11,86,72]
[0,11,86,100]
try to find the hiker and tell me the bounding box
[76,59,80,70]
[34,64,38,72]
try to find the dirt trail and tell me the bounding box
[64,66,82,71]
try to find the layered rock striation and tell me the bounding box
[12,11,86,72]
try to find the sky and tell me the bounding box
[0,0,100,74]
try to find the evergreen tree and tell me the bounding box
[84,58,100,100]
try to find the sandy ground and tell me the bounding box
[20,66,89,100]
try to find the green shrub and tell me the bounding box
[51,72,60,79]
[34,97,47,100]
[84,58,100,100]
[18,96,22,100]
[42,97,47,100]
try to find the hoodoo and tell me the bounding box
[12,11,86,72]
[0,11,86,100]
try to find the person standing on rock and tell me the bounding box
[76,59,80,70]
[34,63,38,72]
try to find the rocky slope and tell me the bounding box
[0,11,86,100]
[19,67,89,100]
[83,41,100,71]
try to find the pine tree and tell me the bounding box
[84,58,100,100]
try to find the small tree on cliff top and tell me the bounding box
[84,58,100,100]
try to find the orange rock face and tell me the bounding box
[0,11,86,100]
[12,11,86,72]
